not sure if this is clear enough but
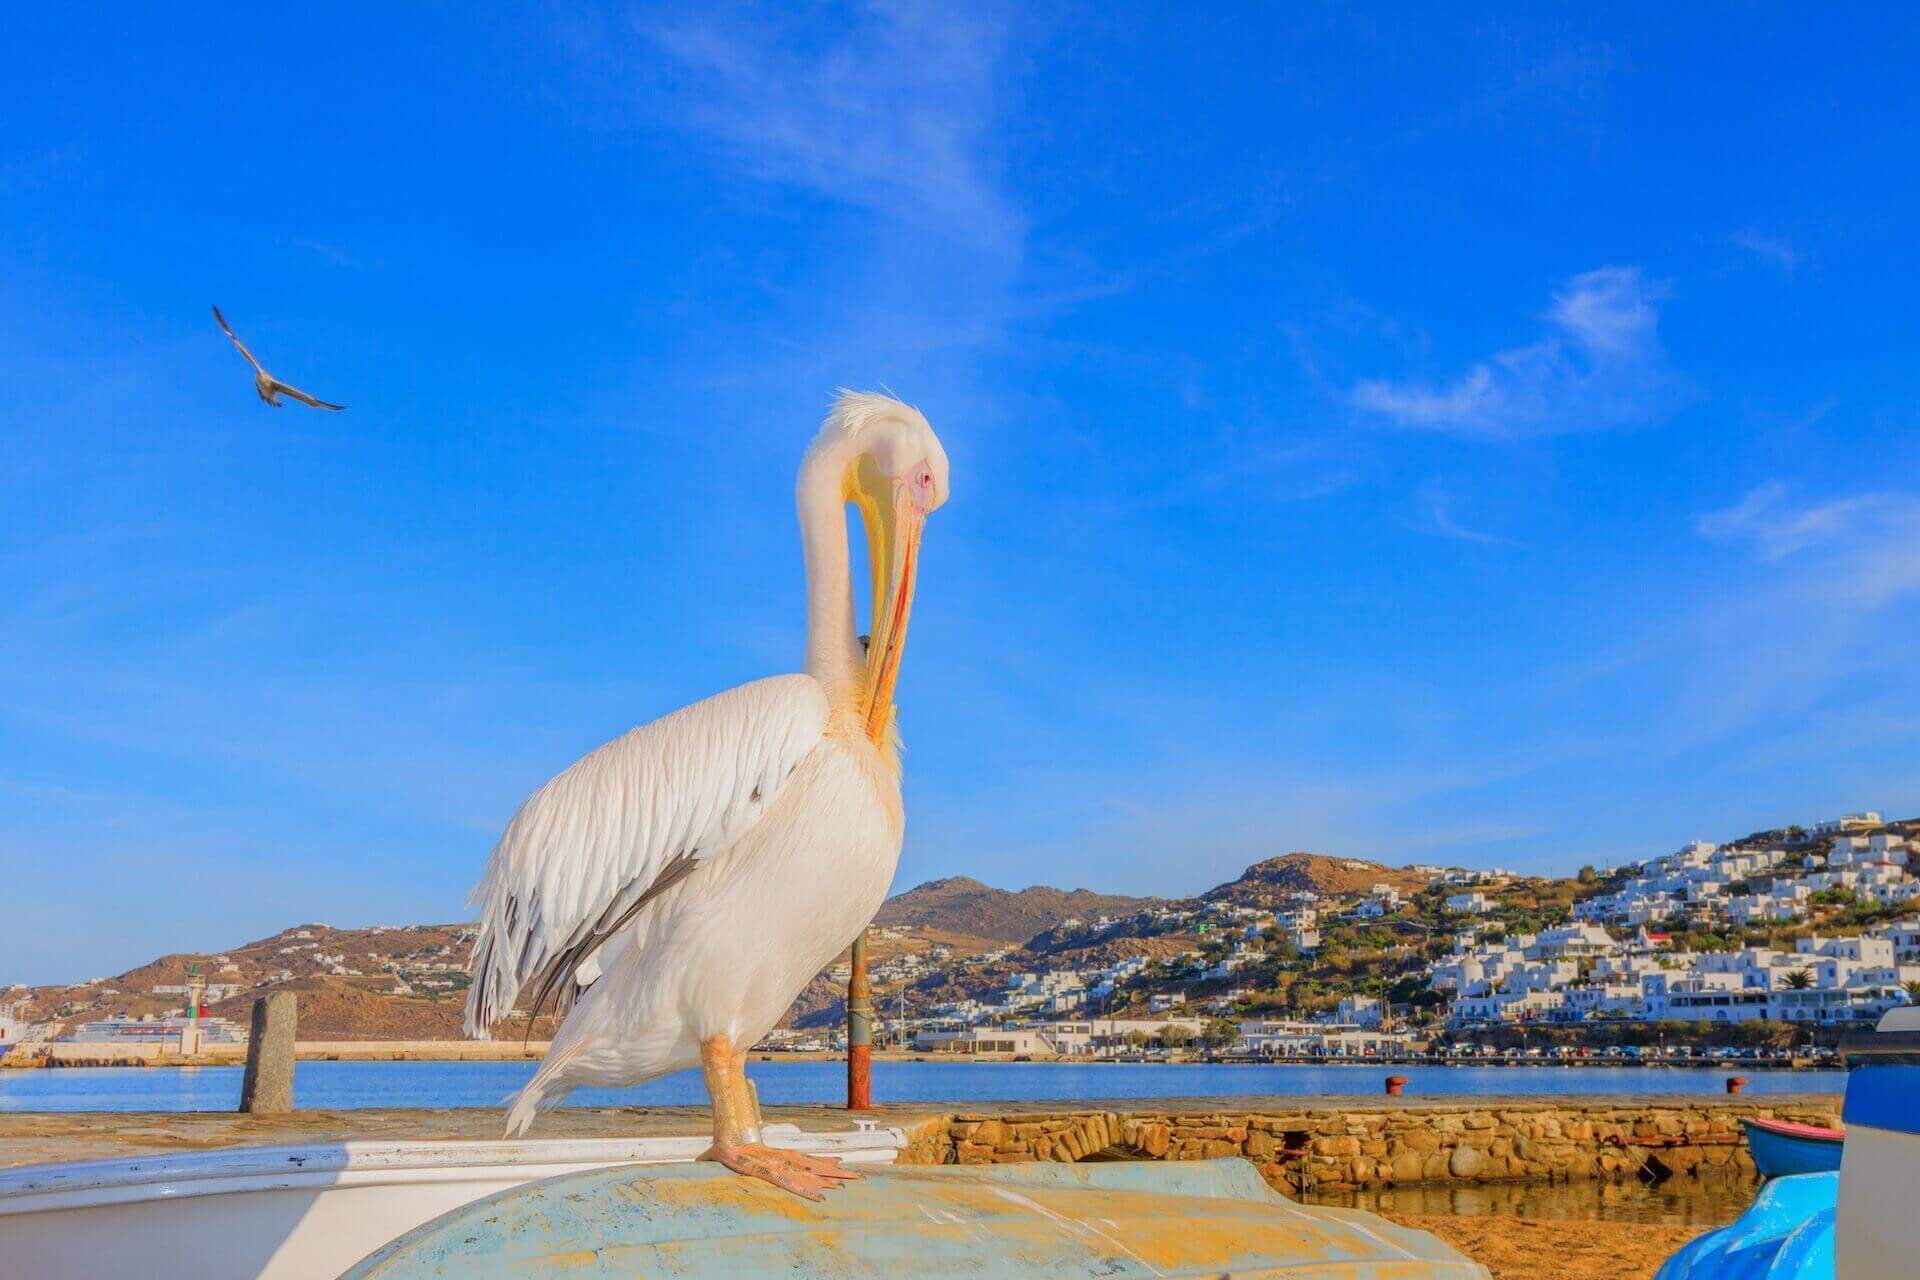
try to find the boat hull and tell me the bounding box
[1741,1118,1844,1178]
[344,1157,1489,1279]
[0,1125,903,1280]
[1654,1173,1835,1280]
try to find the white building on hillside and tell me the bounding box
[1812,812,1882,837]
[1334,995,1382,1028]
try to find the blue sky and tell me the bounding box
[6,5,1920,982]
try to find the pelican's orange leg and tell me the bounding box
[697,1033,860,1201]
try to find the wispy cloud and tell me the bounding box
[1698,482,1920,607]
[289,238,362,268]
[1656,480,1920,747]
[641,4,1020,256]
[1730,229,1800,274]
[1350,266,1684,439]
[1418,479,1515,545]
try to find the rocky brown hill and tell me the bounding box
[874,876,1160,944]
[1202,852,1434,907]
[15,922,496,1042]
[13,861,1392,1041]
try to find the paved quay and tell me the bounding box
[0,1103,925,1168]
[0,1093,1837,1175]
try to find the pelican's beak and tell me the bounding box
[849,457,929,745]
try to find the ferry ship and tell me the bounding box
[57,1013,247,1046]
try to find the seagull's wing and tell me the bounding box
[269,380,346,411]
[464,674,829,1038]
[210,305,266,374]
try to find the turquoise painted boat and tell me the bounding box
[1654,1173,1836,1280]
[343,1157,1489,1279]
[1741,1118,1843,1178]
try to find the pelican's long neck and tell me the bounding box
[797,447,865,714]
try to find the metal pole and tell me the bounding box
[846,929,873,1110]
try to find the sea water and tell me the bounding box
[1307,1174,1763,1226]
[0,1060,1843,1113]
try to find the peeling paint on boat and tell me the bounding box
[345,1158,1488,1278]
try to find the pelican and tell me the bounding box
[464,391,949,1199]
[211,305,346,410]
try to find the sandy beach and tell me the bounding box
[1389,1214,1703,1280]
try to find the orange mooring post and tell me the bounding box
[846,929,874,1110]
[1726,1076,1748,1095]
[1385,1075,1408,1096]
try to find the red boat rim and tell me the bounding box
[1742,1115,1845,1142]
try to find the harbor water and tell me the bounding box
[1307,1173,1763,1227]
[0,1059,1843,1113]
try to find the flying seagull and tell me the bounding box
[211,305,345,410]
[465,391,950,1200]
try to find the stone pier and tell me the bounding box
[898,1096,1840,1193]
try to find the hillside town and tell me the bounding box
[775,811,1920,1061]
[7,812,1918,1066]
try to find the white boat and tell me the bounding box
[0,1122,905,1280]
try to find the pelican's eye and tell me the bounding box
[906,464,936,507]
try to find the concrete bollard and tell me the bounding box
[1385,1075,1408,1096]
[240,992,297,1114]
[1725,1076,1747,1095]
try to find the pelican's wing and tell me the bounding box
[210,305,266,374]
[269,379,345,411]
[464,673,829,1037]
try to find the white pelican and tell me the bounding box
[464,391,949,1199]
[211,305,346,410]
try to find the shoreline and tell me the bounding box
[0,1043,1842,1070]
[0,1092,1837,1165]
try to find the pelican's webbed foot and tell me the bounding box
[698,1142,862,1202]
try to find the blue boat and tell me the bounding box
[1741,1117,1844,1178]
[1656,1173,1836,1280]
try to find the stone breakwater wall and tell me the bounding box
[899,1098,1840,1193]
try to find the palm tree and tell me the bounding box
[1782,969,1815,991]
[1903,979,1920,1005]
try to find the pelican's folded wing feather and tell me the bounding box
[464,673,829,1037]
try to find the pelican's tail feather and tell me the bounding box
[503,1086,546,1138]
[504,1042,585,1137]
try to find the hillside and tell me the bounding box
[791,927,1207,1031]
[1203,852,1434,906]
[13,922,515,1042]
[875,876,1160,943]
[13,876,1159,1042]
[14,874,1120,1041]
